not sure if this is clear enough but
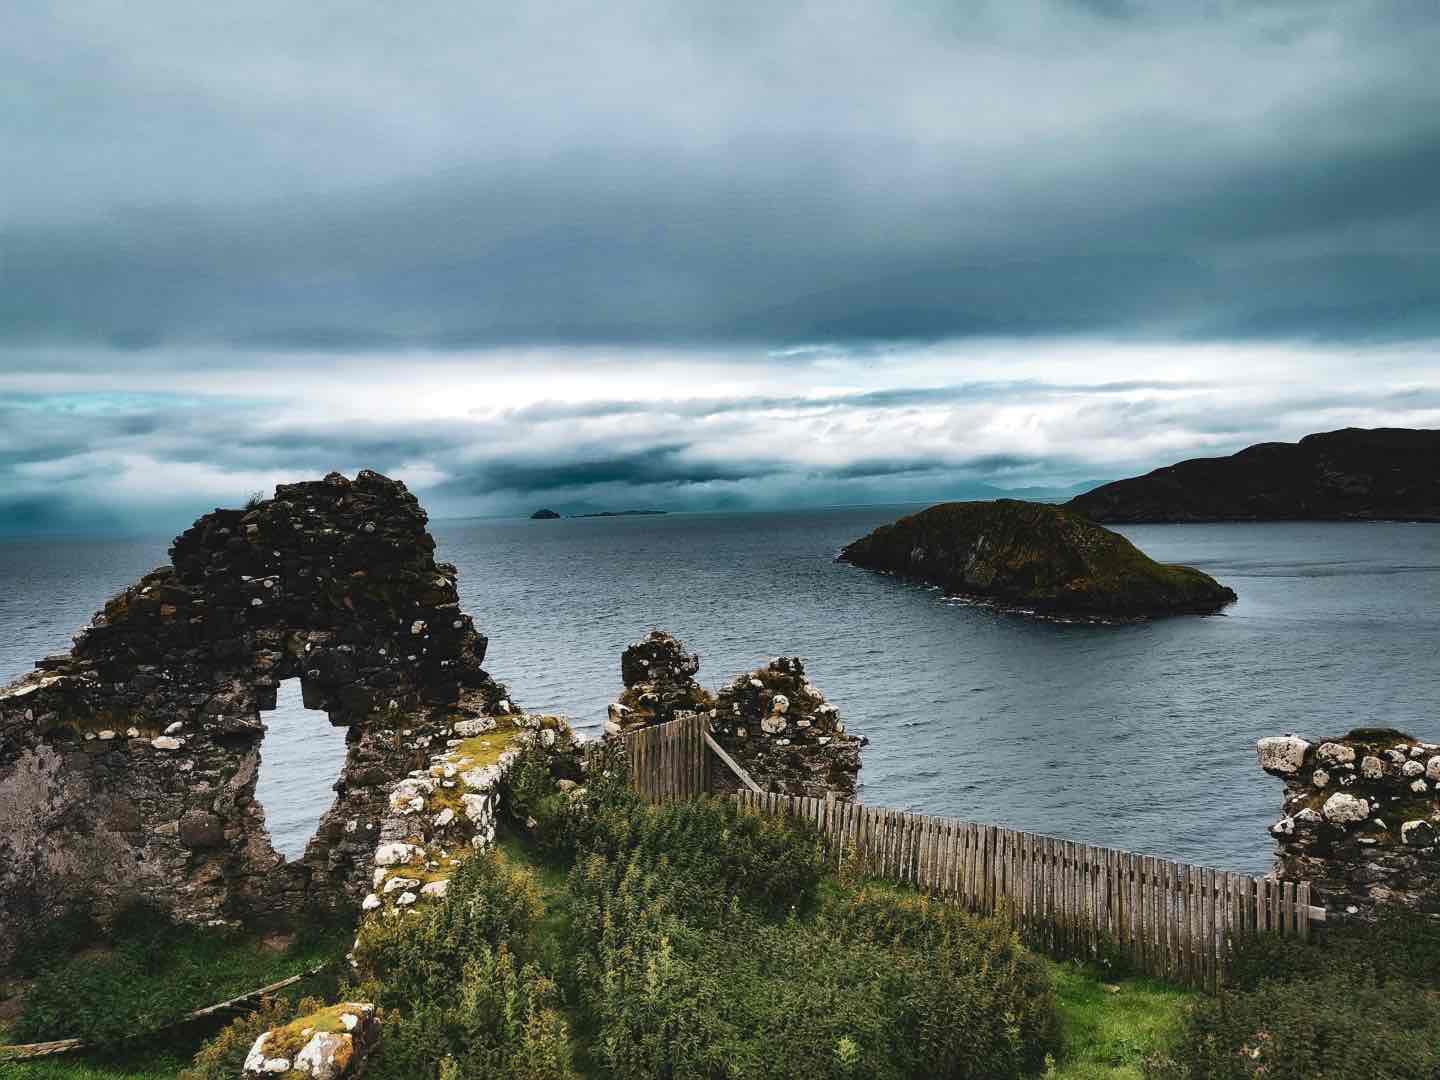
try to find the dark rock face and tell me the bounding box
[1257,729,1440,918]
[530,509,561,519]
[605,632,863,799]
[838,499,1236,616]
[0,470,513,963]
[1067,427,1440,523]
[711,656,864,800]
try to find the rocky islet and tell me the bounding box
[838,498,1237,617]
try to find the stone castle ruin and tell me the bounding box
[0,470,518,963]
[607,630,865,799]
[1258,728,1440,917]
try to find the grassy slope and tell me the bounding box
[2,837,1195,1080]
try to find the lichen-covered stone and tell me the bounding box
[1322,793,1370,824]
[244,1002,377,1079]
[1257,736,1311,776]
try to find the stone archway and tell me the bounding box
[0,471,512,962]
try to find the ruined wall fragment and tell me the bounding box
[1258,728,1440,917]
[0,470,512,963]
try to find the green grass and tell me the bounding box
[0,915,350,1080]
[1044,963,1194,1079]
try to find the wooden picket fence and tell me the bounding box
[620,711,712,802]
[736,789,1321,989]
[618,713,1323,989]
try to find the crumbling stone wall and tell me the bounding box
[606,631,864,799]
[0,470,513,964]
[1258,728,1440,917]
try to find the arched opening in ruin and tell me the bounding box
[254,678,351,862]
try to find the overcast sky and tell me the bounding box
[4,0,1439,532]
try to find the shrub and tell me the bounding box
[1148,913,1440,1080]
[366,947,576,1080]
[563,810,1059,1080]
[347,849,576,1080]
[350,849,542,1008]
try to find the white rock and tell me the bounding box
[433,808,455,828]
[373,842,421,866]
[453,717,496,737]
[1401,820,1436,845]
[244,1032,272,1073]
[1402,760,1424,778]
[361,893,381,911]
[761,715,786,736]
[151,735,183,750]
[1321,793,1370,825]
[383,875,420,894]
[1294,808,1323,826]
[1410,779,1430,795]
[461,793,493,822]
[749,678,763,689]
[293,1031,351,1080]
[541,728,556,747]
[395,891,418,907]
[410,620,427,635]
[497,699,512,714]
[126,726,140,737]
[1256,736,1310,775]
[164,721,184,735]
[97,729,116,740]
[421,879,449,898]
[771,694,790,715]
[1312,769,1330,788]
[1316,742,1356,766]
[1361,756,1385,779]
[1427,756,1440,782]
[1270,816,1295,836]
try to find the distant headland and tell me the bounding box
[531,508,667,519]
[1067,427,1440,523]
[838,499,1236,617]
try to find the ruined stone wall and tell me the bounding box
[0,471,513,964]
[1258,728,1440,917]
[606,631,864,799]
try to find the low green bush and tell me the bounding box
[347,848,577,1080]
[1147,913,1440,1080]
[351,851,542,1011]
[561,795,1059,1080]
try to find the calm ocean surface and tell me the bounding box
[3,509,1436,870]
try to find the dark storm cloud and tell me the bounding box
[3,1,1440,354]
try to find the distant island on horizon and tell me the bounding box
[530,508,668,519]
[1067,427,1440,523]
